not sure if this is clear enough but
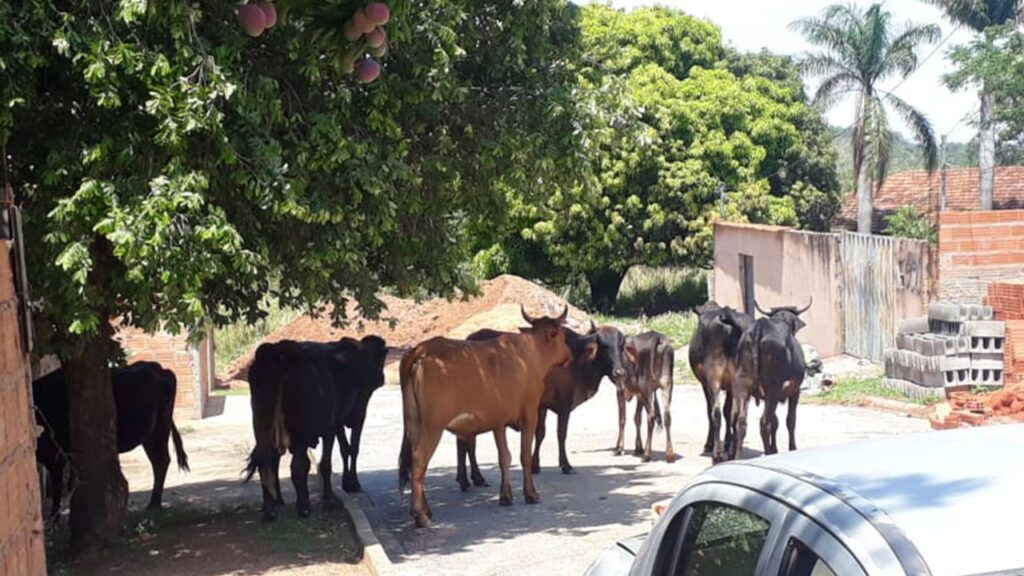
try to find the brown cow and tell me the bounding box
[398,306,572,527]
[455,323,630,487]
[616,331,675,462]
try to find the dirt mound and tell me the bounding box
[222,275,589,383]
[929,383,1024,429]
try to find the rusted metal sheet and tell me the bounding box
[841,233,929,362]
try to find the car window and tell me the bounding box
[672,502,771,576]
[781,538,837,576]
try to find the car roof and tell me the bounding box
[718,424,1024,576]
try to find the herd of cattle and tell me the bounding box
[31,299,815,528]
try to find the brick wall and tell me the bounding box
[0,240,47,575]
[987,281,1024,385]
[938,210,1024,303]
[115,326,211,420]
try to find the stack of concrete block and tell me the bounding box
[883,301,1005,400]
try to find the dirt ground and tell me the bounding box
[45,413,368,576]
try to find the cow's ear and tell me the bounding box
[584,341,599,362]
[333,344,357,363]
[793,317,806,333]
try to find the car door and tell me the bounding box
[631,483,791,576]
[771,511,868,576]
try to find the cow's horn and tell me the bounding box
[795,296,813,315]
[754,300,771,316]
[556,304,568,323]
[521,305,536,324]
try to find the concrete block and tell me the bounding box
[969,336,1005,354]
[898,316,930,335]
[971,368,1004,387]
[929,368,972,388]
[882,378,946,401]
[971,358,1004,371]
[982,306,994,321]
[937,356,970,372]
[965,321,1006,338]
[929,302,962,322]
[954,335,972,355]
[971,352,1004,363]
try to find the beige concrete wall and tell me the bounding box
[712,223,841,357]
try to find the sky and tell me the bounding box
[586,0,980,143]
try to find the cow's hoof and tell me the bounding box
[531,465,541,474]
[297,506,311,519]
[413,513,431,528]
[633,448,644,457]
[525,493,540,505]
[458,480,471,492]
[342,480,362,493]
[471,476,490,488]
[499,495,514,507]
[612,448,623,456]
[274,497,285,506]
[146,502,163,511]
[665,453,677,464]
[262,509,278,523]
[561,465,575,475]
[323,497,340,511]
[641,454,652,463]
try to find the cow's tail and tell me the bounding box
[652,395,663,429]
[398,347,425,494]
[243,361,288,503]
[170,421,190,473]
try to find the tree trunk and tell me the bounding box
[588,269,626,313]
[978,87,995,211]
[67,238,127,553]
[856,159,873,234]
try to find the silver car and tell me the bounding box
[585,424,1024,576]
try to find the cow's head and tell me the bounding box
[591,324,630,390]
[334,335,389,390]
[755,297,812,334]
[521,305,572,367]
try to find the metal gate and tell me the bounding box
[840,232,901,362]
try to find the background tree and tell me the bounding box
[922,0,1022,209]
[1,0,582,551]
[792,3,940,234]
[949,24,1024,172]
[476,6,840,311]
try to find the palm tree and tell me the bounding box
[791,4,940,234]
[921,0,1023,210]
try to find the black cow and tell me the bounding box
[455,323,630,488]
[616,331,675,462]
[688,302,753,463]
[34,361,189,521]
[244,335,387,522]
[731,299,811,461]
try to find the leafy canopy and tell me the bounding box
[1,0,584,358]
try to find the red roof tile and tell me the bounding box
[837,166,1024,232]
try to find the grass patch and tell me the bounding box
[615,267,707,316]
[804,375,932,406]
[594,311,697,347]
[214,297,299,376]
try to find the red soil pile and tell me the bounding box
[221,275,589,383]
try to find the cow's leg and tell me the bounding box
[661,385,676,463]
[532,407,547,474]
[46,461,64,524]
[614,388,627,456]
[290,447,313,518]
[633,398,645,456]
[787,391,800,452]
[520,410,540,504]
[701,381,716,455]
[731,389,752,461]
[456,437,471,492]
[320,434,340,510]
[557,410,574,474]
[410,428,443,527]
[493,427,514,506]
[759,397,779,456]
[344,413,369,493]
[337,428,353,489]
[467,436,488,487]
[722,391,734,457]
[710,384,726,463]
[142,431,172,510]
[272,451,284,505]
[643,393,657,462]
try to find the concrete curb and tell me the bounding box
[339,490,398,576]
[858,396,932,419]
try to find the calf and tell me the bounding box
[455,323,629,488]
[731,299,811,461]
[244,335,387,522]
[34,361,189,521]
[398,306,571,527]
[688,302,753,463]
[616,331,675,462]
